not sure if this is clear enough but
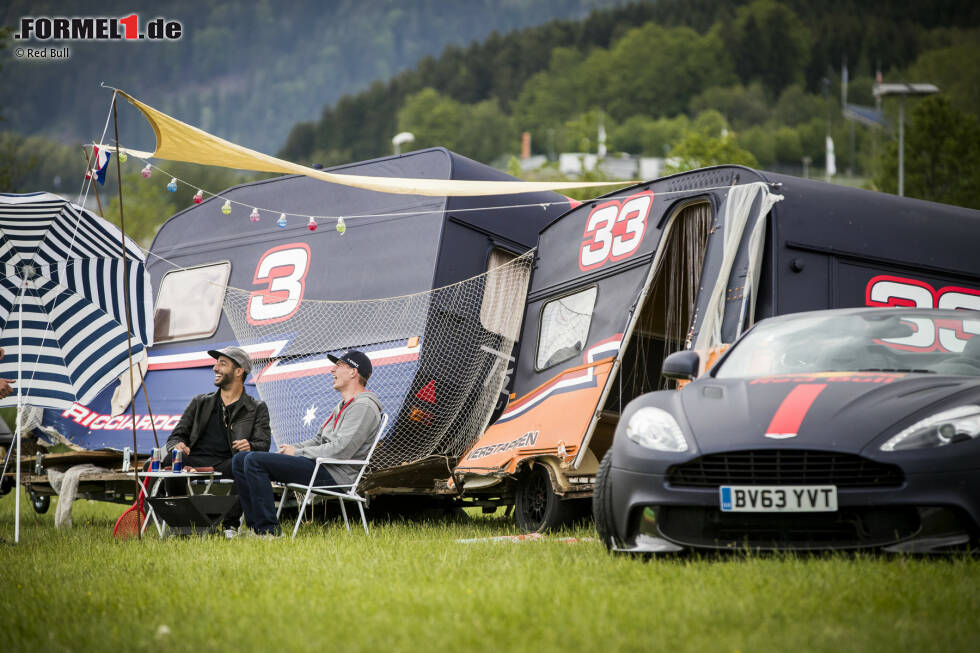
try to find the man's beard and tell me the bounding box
[214,371,234,388]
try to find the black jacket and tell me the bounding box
[166,390,271,455]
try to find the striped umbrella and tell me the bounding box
[0,192,153,542]
[0,192,152,407]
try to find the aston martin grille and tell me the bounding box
[666,450,904,488]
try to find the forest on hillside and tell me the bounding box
[0,0,628,152]
[1,0,978,234]
[278,0,979,201]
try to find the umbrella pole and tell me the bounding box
[111,94,143,539]
[14,285,26,544]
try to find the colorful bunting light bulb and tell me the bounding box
[221,200,232,215]
[277,213,288,228]
[117,151,128,163]
[167,178,178,192]
[336,217,347,234]
[84,170,92,180]
[140,164,152,178]
[307,217,318,231]
[249,208,261,222]
[193,190,204,204]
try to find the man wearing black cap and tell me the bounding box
[231,349,382,537]
[163,346,271,529]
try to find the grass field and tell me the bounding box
[1,491,978,653]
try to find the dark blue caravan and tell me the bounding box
[41,148,570,453]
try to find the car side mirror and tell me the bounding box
[661,350,700,381]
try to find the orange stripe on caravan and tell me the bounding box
[505,356,615,412]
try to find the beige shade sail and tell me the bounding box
[113,89,634,197]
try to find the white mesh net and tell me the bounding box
[220,251,533,474]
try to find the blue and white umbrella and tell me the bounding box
[0,192,153,542]
[0,192,152,408]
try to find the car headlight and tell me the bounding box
[626,407,688,452]
[881,405,980,451]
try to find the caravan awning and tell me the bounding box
[113,89,633,197]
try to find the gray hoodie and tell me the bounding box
[293,390,383,485]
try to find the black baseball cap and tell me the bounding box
[327,350,372,380]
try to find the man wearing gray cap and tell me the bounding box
[162,346,271,528]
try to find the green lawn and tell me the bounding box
[1,491,977,653]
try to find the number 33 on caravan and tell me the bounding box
[579,191,653,271]
[247,243,311,325]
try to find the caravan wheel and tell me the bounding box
[514,464,573,532]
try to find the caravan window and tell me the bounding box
[154,262,231,343]
[536,286,598,370]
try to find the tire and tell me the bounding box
[514,464,573,533]
[0,475,13,496]
[30,490,50,514]
[593,450,617,551]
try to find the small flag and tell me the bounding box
[92,145,112,186]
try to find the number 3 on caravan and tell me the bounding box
[579,191,653,271]
[247,243,311,325]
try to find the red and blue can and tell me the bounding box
[150,448,162,471]
[172,448,183,473]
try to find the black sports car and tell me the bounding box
[594,308,980,553]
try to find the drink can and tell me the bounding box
[172,448,183,473]
[150,448,162,472]
[122,447,131,472]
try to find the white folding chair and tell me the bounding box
[276,413,388,538]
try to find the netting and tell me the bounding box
[221,251,533,472]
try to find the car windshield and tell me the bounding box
[714,310,980,378]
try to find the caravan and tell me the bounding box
[27,148,569,506]
[20,161,980,529]
[453,165,980,531]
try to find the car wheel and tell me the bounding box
[514,464,572,533]
[29,490,50,514]
[0,475,13,496]
[593,450,617,551]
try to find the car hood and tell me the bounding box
[680,372,980,453]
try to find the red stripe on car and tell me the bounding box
[764,383,827,439]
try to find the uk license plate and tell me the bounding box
[719,485,837,512]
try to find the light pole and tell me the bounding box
[392,131,415,155]
[873,83,939,197]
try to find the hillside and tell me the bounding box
[0,0,630,153]
[278,0,979,195]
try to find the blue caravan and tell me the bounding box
[35,148,570,492]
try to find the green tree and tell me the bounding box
[692,109,729,138]
[458,98,515,163]
[511,48,587,141]
[874,96,980,209]
[737,126,776,167]
[103,172,178,247]
[771,84,827,127]
[0,26,11,123]
[689,83,770,130]
[726,0,812,97]
[663,131,759,175]
[609,114,690,157]
[397,88,466,151]
[906,41,980,119]
[0,132,41,192]
[603,23,736,119]
[559,109,613,154]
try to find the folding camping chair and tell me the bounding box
[276,413,388,538]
